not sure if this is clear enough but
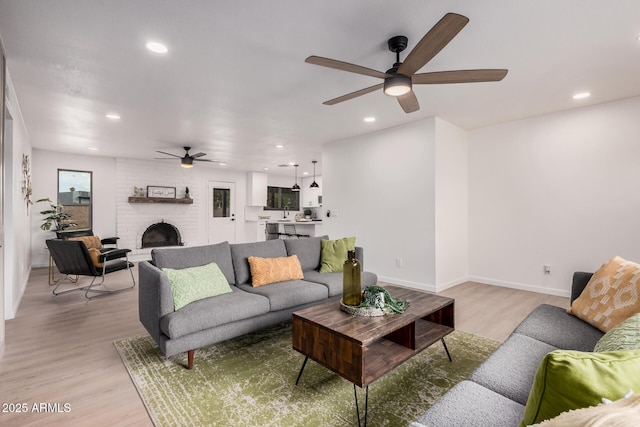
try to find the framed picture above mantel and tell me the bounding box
[147,186,176,199]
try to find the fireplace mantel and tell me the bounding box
[128,197,193,204]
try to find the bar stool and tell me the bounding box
[266,223,285,240]
[283,224,310,239]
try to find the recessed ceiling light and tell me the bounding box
[145,41,168,54]
[106,113,121,120]
[303,171,309,175]
[572,92,591,100]
[364,117,376,122]
[88,147,99,151]
[263,167,269,171]
[288,162,295,166]
[219,162,227,166]
[275,145,284,148]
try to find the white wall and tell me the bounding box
[31,150,117,267]
[115,158,250,260]
[434,118,469,290]
[323,118,438,290]
[468,97,640,296]
[4,69,33,320]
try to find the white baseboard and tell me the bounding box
[376,275,436,293]
[434,277,470,293]
[468,276,571,298]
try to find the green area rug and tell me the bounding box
[114,323,498,427]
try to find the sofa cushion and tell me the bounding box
[152,241,236,285]
[230,240,288,285]
[248,255,304,287]
[284,236,327,271]
[411,380,525,427]
[319,236,356,273]
[162,262,233,311]
[568,256,640,332]
[303,270,378,297]
[236,280,328,311]
[594,312,640,352]
[519,349,640,426]
[160,287,270,339]
[513,304,603,351]
[470,333,559,405]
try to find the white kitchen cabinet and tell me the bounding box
[247,171,267,206]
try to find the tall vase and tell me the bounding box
[343,250,362,306]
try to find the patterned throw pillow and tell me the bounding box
[248,255,304,287]
[319,236,356,273]
[568,256,640,332]
[594,313,640,352]
[163,262,233,311]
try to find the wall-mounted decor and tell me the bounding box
[147,186,176,199]
[21,154,33,213]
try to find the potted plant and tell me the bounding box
[36,198,77,232]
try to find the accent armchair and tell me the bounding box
[46,239,135,299]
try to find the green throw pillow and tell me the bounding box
[594,313,640,352]
[319,236,356,273]
[519,349,640,426]
[163,262,233,311]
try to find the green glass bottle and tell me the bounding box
[343,250,362,306]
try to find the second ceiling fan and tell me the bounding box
[306,13,508,114]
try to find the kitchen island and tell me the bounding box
[267,220,323,238]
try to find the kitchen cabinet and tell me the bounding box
[247,172,267,206]
[246,220,267,242]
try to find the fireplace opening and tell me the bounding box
[141,221,183,248]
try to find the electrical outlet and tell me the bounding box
[544,265,551,275]
[396,257,403,268]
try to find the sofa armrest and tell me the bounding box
[138,261,175,345]
[571,271,593,303]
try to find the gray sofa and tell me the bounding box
[412,272,602,427]
[138,236,377,369]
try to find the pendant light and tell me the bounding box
[309,160,319,190]
[292,164,300,192]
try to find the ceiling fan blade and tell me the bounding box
[397,13,469,76]
[191,152,207,158]
[193,158,220,163]
[323,83,384,105]
[154,157,178,160]
[397,91,420,113]
[306,56,389,79]
[155,151,181,158]
[413,69,508,84]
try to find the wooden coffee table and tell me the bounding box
[292,285,454,426]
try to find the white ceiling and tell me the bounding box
[1,0,639,176]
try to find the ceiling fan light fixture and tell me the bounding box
[384,74,412,97]
[181,157,194,168]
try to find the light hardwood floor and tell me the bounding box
[0,265,569,426]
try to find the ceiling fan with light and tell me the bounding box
[305,13,508,113]
[155,146,220,168]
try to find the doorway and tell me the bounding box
[207,181,236,244]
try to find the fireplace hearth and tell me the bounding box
[141,221,183,248]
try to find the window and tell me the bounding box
[266,186,299,210]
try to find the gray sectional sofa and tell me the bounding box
[412,272,602,426]
[138,236,377,369]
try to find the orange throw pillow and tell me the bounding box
[568,256,640,332]
[248,255,304,287]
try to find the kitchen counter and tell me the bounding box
[266,220,323,237]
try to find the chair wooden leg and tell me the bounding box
[187,349,195,370]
